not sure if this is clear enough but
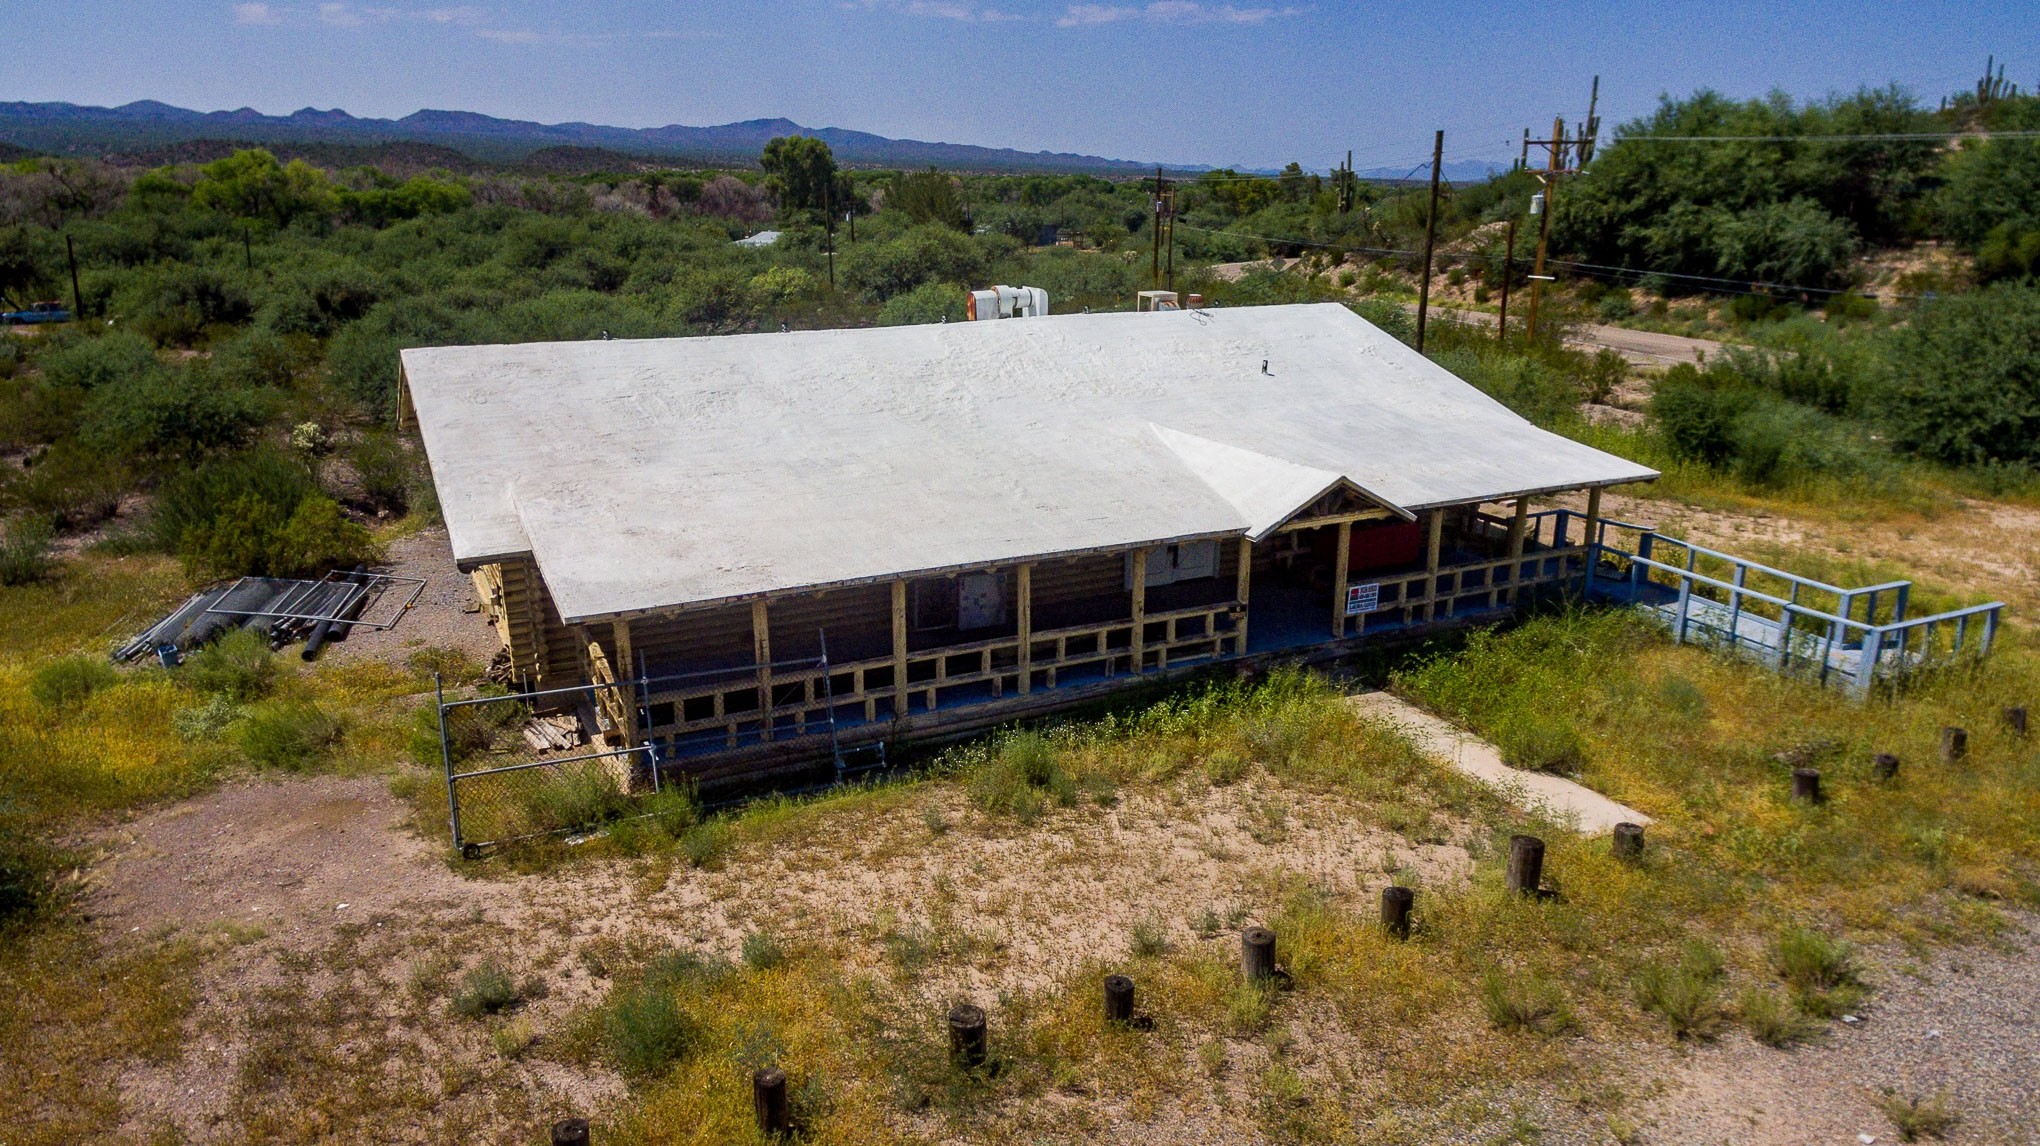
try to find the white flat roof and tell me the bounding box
[403,302,1656,623]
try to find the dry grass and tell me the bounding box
[3,520,2039,1142]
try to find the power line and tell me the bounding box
[1170,221,1921,301]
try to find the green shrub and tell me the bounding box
[518,761,628,834]
[680,819,735,868]
[1875,1090,1958,1142]
[347,431,414,514]
[1650,364,1750,466]
[0,443,129,530]
[1873,284,2040,467]
[178,489,377,579]
[1737,987,1821,1047]
[183,628,276,702]
[1632,941,1727,1040]
[33,332,158,393]
[1479,968,1573,1035]
[27,656,118,708]
[741,931,785,971]
[0,813,60,924]
[171,694,241,741]
[967,731,1081,823]
[78,363,267,464]
[1769,926,1865,1017]
[602,985,696,1077]
[876,280,965,326]
[1495,714,1586,773]
[451,962,520,1018]
[233,699,342,770]
[0,517,55,586]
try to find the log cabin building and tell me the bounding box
[401,302,1657,785]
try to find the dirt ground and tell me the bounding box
[86,762,1473,1143]
[82,751,2040,1144]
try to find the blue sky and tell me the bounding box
[4,2,2036,170]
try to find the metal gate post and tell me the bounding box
[437,673,464,852]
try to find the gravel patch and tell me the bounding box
[321,525,502,670]
[1633,914,2040,1144]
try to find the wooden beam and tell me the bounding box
[1331,520,1351,638]
[752,598,773,743]
[1504,498,1529,604]
[1016,563,1033,695]
[1276,508,1397,532]
[1235,537,1253,654]
[891,579,908,719]
[1130,547,1148,674]
[611,618,638,747]
[1421,509,1445,622]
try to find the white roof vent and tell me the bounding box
[967,285,1049,320]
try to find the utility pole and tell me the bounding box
[1521,76,1600,342]
[65,234,82,320]
[1162,181,1176,292]
[1496,217,1516,344]
[824,176,835,290]
[1150,167,1163,289]
[1414,130,1444,353]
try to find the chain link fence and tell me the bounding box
[437,677,662,856]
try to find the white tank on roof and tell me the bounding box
[966,285,1049,320]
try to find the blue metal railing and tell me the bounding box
[1573,516,2006,697]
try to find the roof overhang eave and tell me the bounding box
[559,526,1249,628]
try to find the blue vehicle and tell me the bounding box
[1,301,71,324]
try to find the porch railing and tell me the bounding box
[1578,516,2006,696]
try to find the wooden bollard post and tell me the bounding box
[1380,885,1413,938]
[1791,767,1822,803]
[1505,834,1544,896]
[948,1003,988,1068]
[551,1119,590,1146]
[1612,822,1645,862]
[753,1068,789,1137]
[1104,975,1135,1025]
[1240,927,1277,981]
[2004,707,2028,737]
[1872,752,1900,780]
[1941,726,1967,763]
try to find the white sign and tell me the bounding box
[1345,582,1380,616]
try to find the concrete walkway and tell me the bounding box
[1347,692,1650,834]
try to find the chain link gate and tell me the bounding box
[436,645,851,855]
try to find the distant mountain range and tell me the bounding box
[0,100,1170,174]
[0,100,1503,182]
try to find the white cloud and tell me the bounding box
[233,3,285,24]
[315,3,485,27]
[1056,1,1297,26]
[848,0,1025,22]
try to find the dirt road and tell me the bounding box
[1412,303,1723,367]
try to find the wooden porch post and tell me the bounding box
[611,618,638,746]
[1421,509,1444,622]
[1017,563,1033,694]
[752,598,773,743]
[1583,485,1604,589]
[1504,498,1529,604]
[1235,537,1253,654]
[891,579,908,719]
[1130,548,1148,674]
[1331,520,1352,638]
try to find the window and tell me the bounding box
[1126,539,1221,589]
